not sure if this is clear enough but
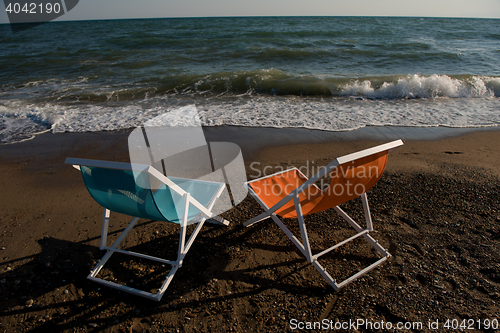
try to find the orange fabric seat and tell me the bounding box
[248,151,388,218]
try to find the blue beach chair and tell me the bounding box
[65,158,229,301]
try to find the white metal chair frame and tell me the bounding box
[243,140,403,290]
[66,158,229,301]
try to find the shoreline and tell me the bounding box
[0,126,499,332]
[2,124,499,163]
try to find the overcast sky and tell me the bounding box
[1,0,499,24]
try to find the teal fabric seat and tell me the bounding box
[80,166,222,223]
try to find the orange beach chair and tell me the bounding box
[244,140,403,290]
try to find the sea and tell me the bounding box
[0,16,499,144]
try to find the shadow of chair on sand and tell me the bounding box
[0,216,335,332]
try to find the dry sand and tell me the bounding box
[0,127,499,332]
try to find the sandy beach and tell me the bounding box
[0,127,499,332]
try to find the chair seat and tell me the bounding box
[248,169,323,218]
[80,165,223,224]
[248,150,389,219]
[155,177,224,223]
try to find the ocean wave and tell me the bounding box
[148,72,499,99]
[340,74,500,99]
[2,72,499,103]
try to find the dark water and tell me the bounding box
[0,16,499,143]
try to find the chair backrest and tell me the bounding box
[268,151,389,218]
[80,166,170,222]
[251,140,402,219]
[76,161,224,224]
[309,150,388,214]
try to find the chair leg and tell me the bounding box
[312,234,390,290]
[247,195,390,291]
[100,209,111,250]
[270,213,308,257]
[361,193,373,231]
[310,196,390,290]
[312,255,389,290]
[243,210,272,227]
[87,208,208,301]
[294,195,313,262]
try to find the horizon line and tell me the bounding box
[1,14,499,26]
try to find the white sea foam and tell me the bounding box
[340,75,499,99]
[0,102,65,143]
[198,96,500,130]
[1,94,499,144]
